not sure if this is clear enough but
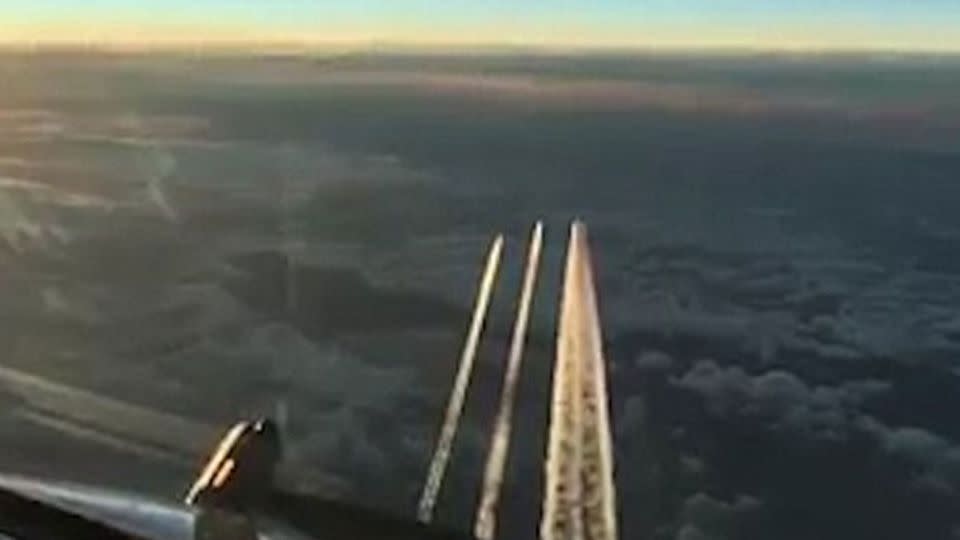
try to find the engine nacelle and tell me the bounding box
[184,418,282,513]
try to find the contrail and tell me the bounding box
[418,234,504,523]
[541,222,618,540]
[474,221,544,540]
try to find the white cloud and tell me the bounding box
[0,176,121,253]
[612,236,960,374]
[0,108,210,145]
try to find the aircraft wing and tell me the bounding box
[0,364,218,466]
[0,365,467,539]
[0,363,349,497]
[0,472,190,540]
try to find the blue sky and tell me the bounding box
[4,1,960,51]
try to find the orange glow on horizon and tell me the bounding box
[0,20,958,53]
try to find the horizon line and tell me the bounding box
[1,39,959,57]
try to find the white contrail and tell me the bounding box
[576,223,619,540]
[541,222,618,540]
[418,234,505,523]
[543,222,586,540]
[474,221,544,540]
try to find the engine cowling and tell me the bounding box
[184,418,281,513]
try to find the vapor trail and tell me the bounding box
[418,234,504,523]
[541,222,618,540]
[474,221,543,540]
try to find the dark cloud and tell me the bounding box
[672,360,890,439]
[223,251,467,338]
[672,359,960,501]
[858,418,960,492]
[674,492,763,540]
[634,350,676,371]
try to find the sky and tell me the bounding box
[2,0,960,52]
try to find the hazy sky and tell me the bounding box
[3,1,960,51]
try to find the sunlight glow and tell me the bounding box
[1,2,958,52]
